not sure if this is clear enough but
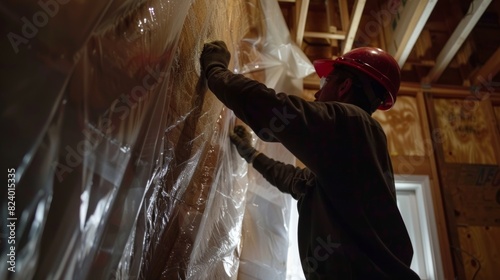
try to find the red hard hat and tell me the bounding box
[313,47,400,110]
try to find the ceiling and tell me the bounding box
[278,0,500,95]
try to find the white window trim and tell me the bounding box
[395,174,445,280]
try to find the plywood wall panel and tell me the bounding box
[373,95,426,157]
[494,106,500,134]
[441,165,500,226]
[457,226,500,280]
[425,92,500,280]
[433,98,497,165]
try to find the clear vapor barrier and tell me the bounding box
[0,0,314,279]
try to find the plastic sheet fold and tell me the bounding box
[0,0,313,279]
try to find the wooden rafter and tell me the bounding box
[342,0,366,54]
[471,46,500,87]
[426,0,493,83]
[295,0,311,46]
[390,0,438,67]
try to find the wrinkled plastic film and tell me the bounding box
[1,0,313,279]
[233,1,313,279]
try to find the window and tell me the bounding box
[395,175,444,280]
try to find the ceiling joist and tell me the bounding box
[279,0,499,91]
[389,0,438,67]
[342,0,366,54]
[426,0,493,83]
[295,0,310,46]
[471,46,500,87]
[338,0,350,32]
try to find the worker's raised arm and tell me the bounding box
[200,41,344,176]
[230,125,315,199]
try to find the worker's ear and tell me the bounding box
[338,78,352,98]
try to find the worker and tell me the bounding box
[200,40,420,279]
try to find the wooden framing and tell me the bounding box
[280,0,365,56]
[426,0,493,83]
[423,84,500,280]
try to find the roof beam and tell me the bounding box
[471,46,500,86]
[390,0,438,67]
[426,0,492,83]
[338,0,350,32]
[295,0,310,46]
[342,0,366,54]
[303,31,346,40]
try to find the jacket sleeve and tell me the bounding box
[251,153,315,200]
[205,67,344,175]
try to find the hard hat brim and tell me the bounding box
[313,59,335,78]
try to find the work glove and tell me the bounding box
[230,125,259,163]
[200,40,231,75]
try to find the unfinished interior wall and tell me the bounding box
[372,95,426,157]
[0,0,313,279]
[372,91,500,280]
[427,96,500,280]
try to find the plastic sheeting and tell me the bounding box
[0,0,313,279]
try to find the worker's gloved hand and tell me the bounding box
[200,40,231,75]
[230,125,259,163]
